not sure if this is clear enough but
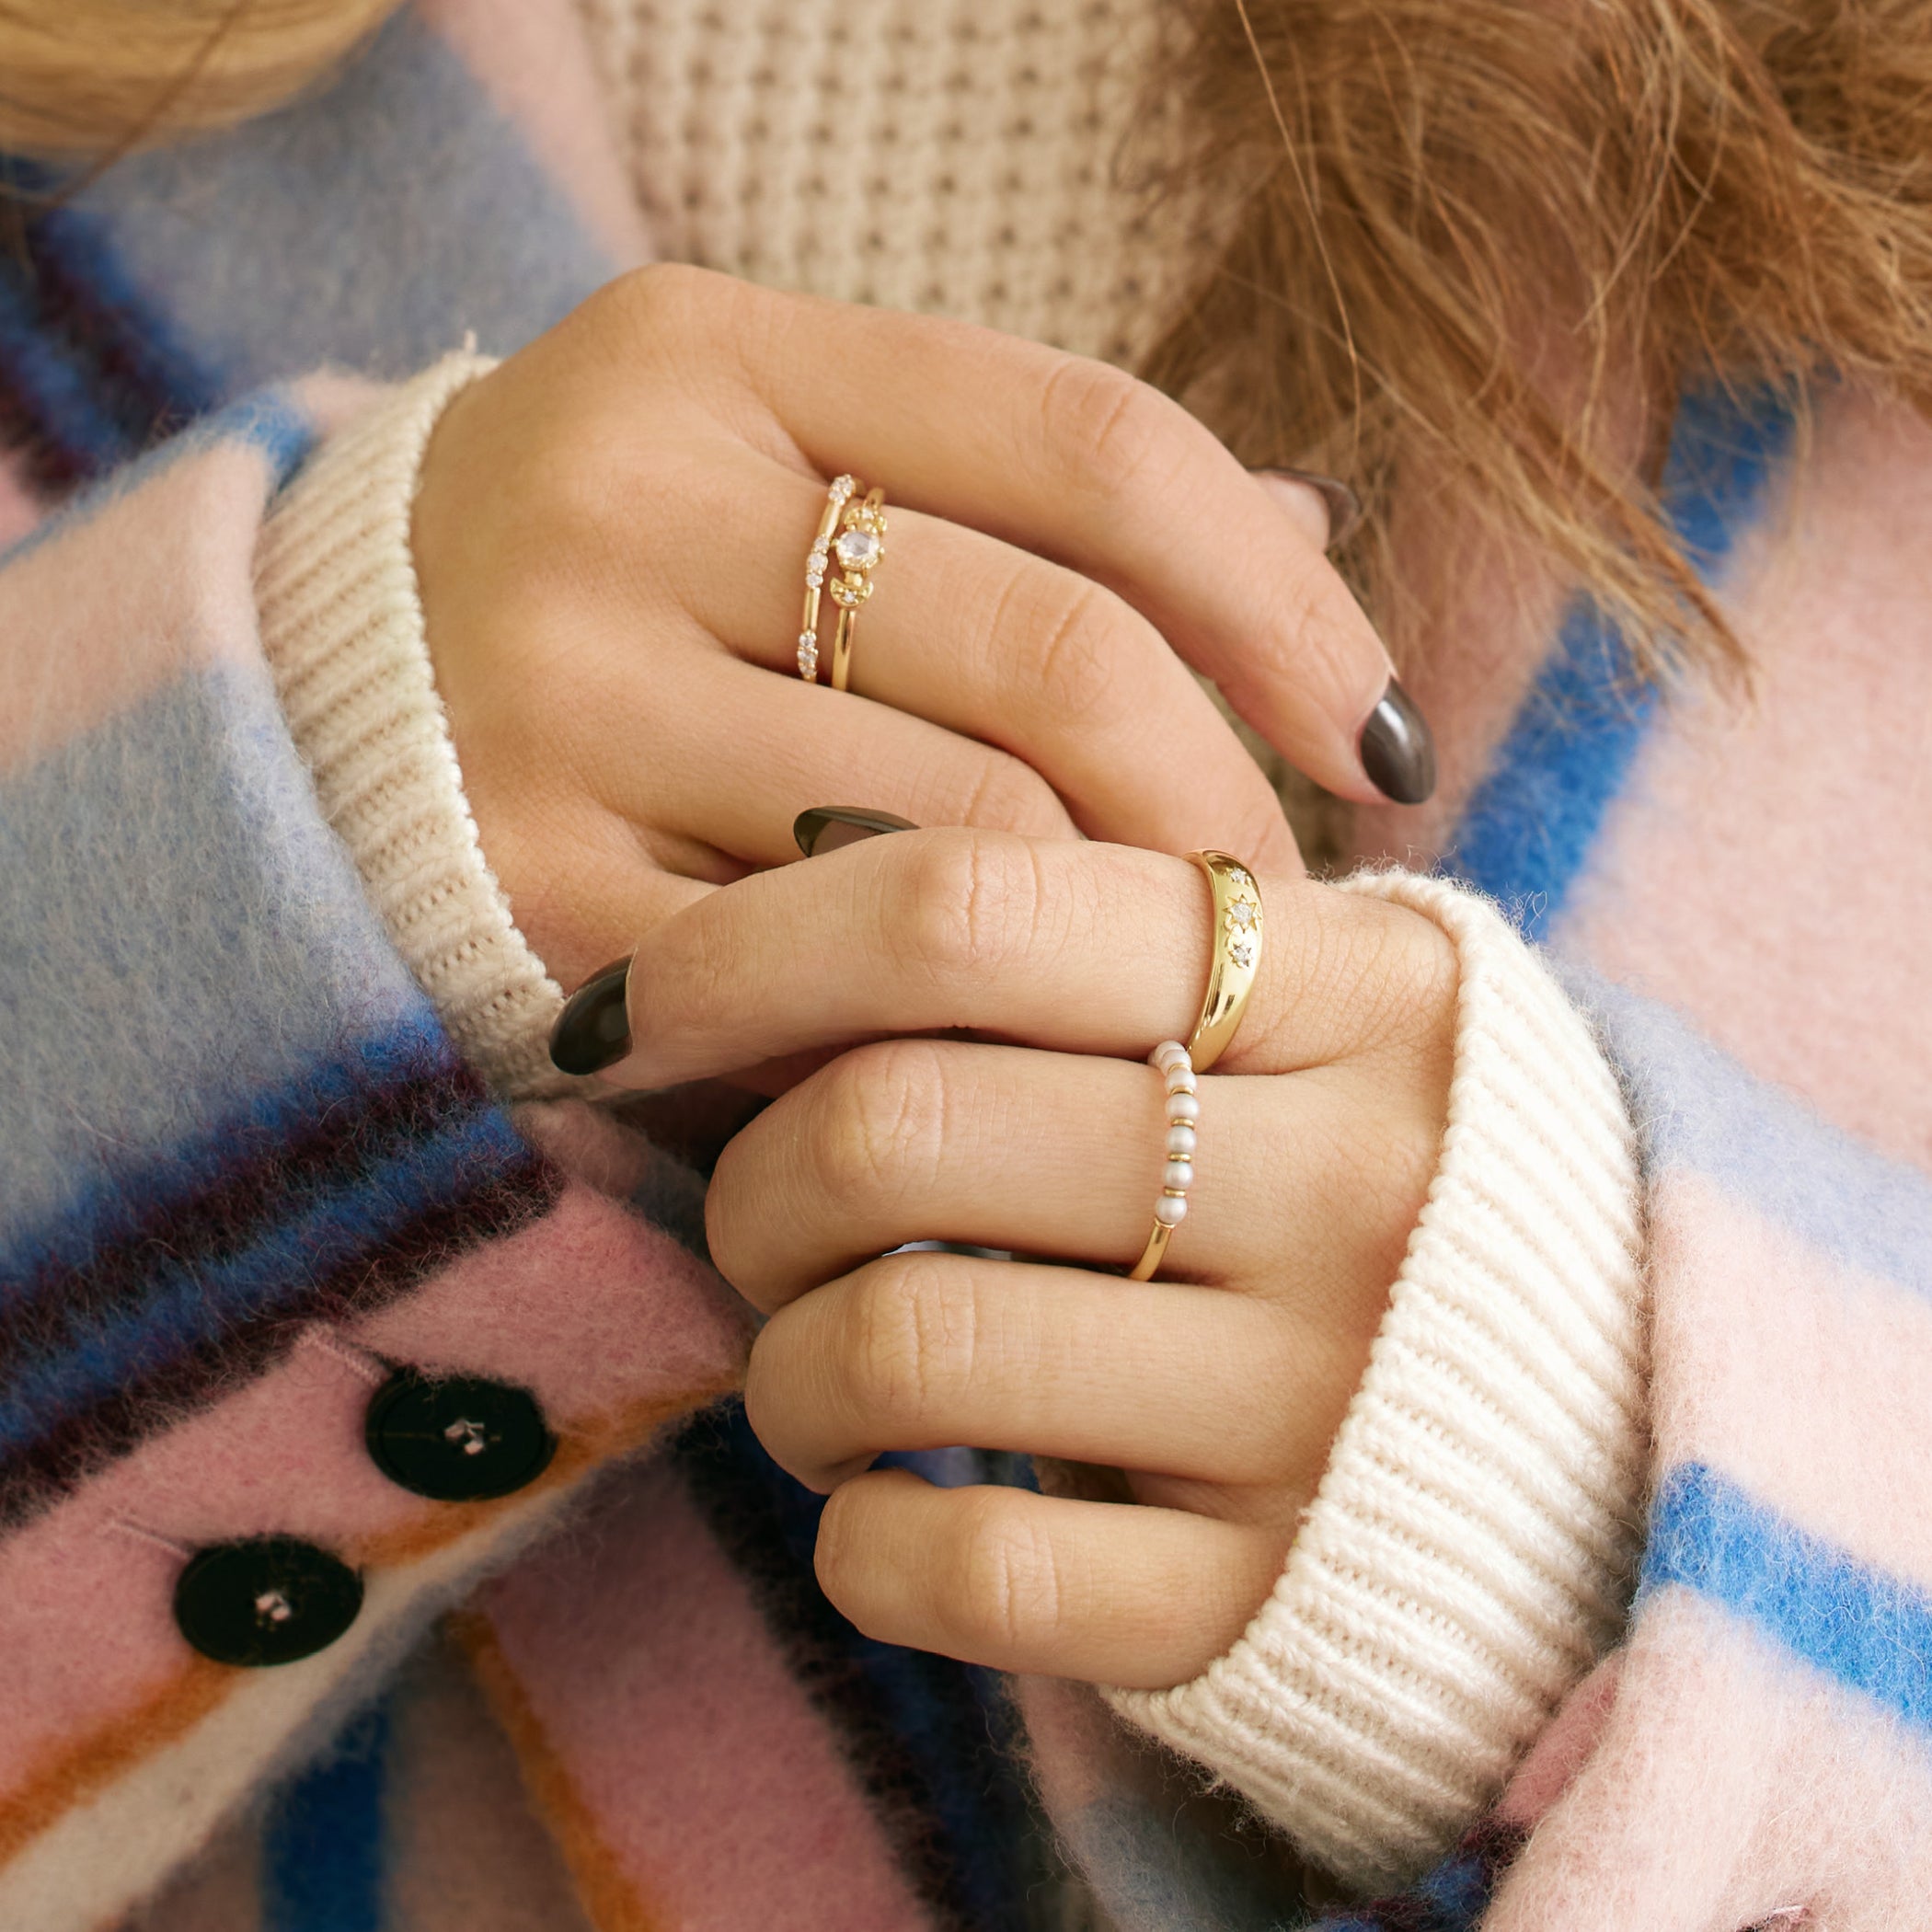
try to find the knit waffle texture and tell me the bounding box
[254,353,572,1100]
[1107,869,1647,1891]
[573,0,1198,365]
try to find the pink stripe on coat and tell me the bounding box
[1558,387,1932,1169]
[481,1459,936,1932]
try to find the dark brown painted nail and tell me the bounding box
[1256,467,1363,549]
[548,958,634,1075]
[1359,679,1438,804]
[792,807,920,857]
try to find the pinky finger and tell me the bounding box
[814,1467,1285,1690]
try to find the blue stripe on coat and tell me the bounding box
[0,260,135,476]
[1447,387,1794,936]
[264,1697,391,1932]
[1562,969,1932,1299]
[1645,1461,1932,1734]
[0,385,316,569]
[0,1079,529,1455]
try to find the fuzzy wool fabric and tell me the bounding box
[1,3,1928,1929]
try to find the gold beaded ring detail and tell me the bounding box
[827,486,888,691]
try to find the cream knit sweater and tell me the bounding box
[573,0,1198,366]
[252,7,1648,1892]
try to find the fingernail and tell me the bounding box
[548,957,634,1075]
[792,806,920,857]
[1359,679,1438,804]
[1255,467,1363,550]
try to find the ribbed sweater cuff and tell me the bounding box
[1104,869,1647,1893]
[254,352,572,1098]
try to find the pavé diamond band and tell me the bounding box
[796,476,888,687]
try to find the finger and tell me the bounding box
[743,1250,1348,1497]
[707,1039,1434,1336]
[489,804,718,995]
[606,829,1455,1089]
[667,449,1299,870]
[605,652,1078,866]
[632,268,1412,802]
[814,1468,1284,1688]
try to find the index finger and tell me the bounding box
[630,267,1429,806]
[592,827,1435,1091]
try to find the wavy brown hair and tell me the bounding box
[0,0,395,158]
[1141,0,1932,677]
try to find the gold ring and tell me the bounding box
[1182,850,1263,1072]
[1123,853,1262,1281]
[796,474,856,684]
[829,486,887,691]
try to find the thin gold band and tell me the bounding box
[1126,852,1264,1280]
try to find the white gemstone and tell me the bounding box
[1230,901,1257,928]
[1167,1093,1200,1123]
[831,474,854,498]
[1167,1124,1196,1157]
[1154,1192,1189,1227]
[1163,1160,1193,1190]
[834,527,881,570]
[1230,936,1257,969]
[1229,867,1252,886]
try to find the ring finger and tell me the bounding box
[664,447,1301,870]
[707,1038,1427,1342]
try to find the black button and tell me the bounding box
[363,1368,556,1502]
[173,1537,362,1668]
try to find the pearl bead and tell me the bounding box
[1154,1192,1189,1226]
[1165,1066,1197,1096]
[1167,1125,1197,1157]
[1152,1041,1189,1072]
[1167,1093,1200,1123]
[1163,1160,1193,1190]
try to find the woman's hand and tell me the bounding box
[590,826,1459,1688]
[408,265,1423,995]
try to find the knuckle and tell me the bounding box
[1020,574,1133,729]
[950,1492,1061,1651]
[1035,355,1176,497]
[843,1255,980,1431]
[811,1037,950,1212]
[955,749,1068,839]
[897,829,1045,993]
[1349,901,1461,1049]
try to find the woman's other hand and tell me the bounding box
[408,266,1425,996]
[593,827,1459,1689]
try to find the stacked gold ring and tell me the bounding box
[1126,851,1265,1282]
[797,477,888,689]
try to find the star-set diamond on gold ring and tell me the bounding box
[1126,852,1264,1282]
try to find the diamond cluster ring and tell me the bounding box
[797,476,888,688]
